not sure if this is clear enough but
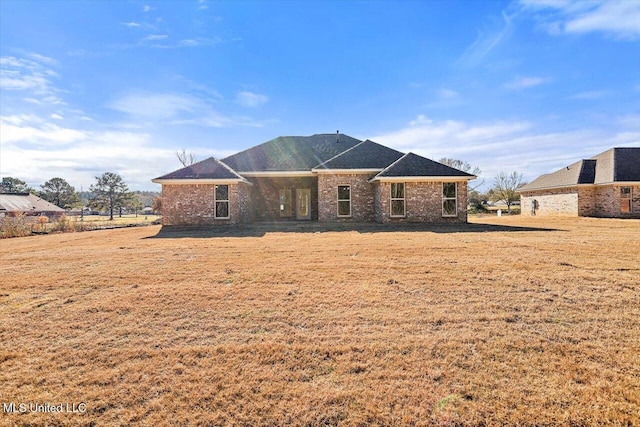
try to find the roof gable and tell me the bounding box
[154,157,246,181]
[222,134,361,172]
[314,139,404,170]
[373,153,476,179]
[0,193,65,213]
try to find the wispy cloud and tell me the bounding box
[143,5,155,13]
[519,0,640,40]
[50,113,64,120]
[144,34,168,41]
[0,53,65,105]
[109,91,265,127]
[457,12,514,68]
[568,90,611,100]
[235,91,268,108]
[504,76,551,90]
[122,21,141,28]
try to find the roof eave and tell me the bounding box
[152,178,252,185]
[517,183,594,193]
[311,168,383,174]
[238,171,315,177]
[370,175,476,183]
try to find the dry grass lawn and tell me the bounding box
[1,216,639,426]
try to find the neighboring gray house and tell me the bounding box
[519,147,640,218]
[0,193,65,219]
[152,133,476,226]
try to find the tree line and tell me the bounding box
[0,173,161,221]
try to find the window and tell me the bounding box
[390,183,405,217]
[337,185,351,217]
[442,182,457,217]
[621,187,632,213]
[215,185,229,219]
[279,189,292,217]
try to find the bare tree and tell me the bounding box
[176,149,197,167]
[439,158,484,190]
[490,171,526,213]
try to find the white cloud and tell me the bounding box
[27,52,57,65]
[0,53,65,105]
[0,115,86,145]
[519,0,640,40]
[109,93,202,120]
[108,92,265,128]
[235,91,268,108]
[504,76,551,90]
[50,113,64,120]
[122,22,141,28]
[143,5,155,12]
[371,114,639,187]
[0,114,168,189]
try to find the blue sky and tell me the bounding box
[1,0,639,191]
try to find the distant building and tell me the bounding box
[518,147,640,218]
[0,193,65,219]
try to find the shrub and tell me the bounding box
[51,214,74,232]
[0,214,32,238]
[35,215,49,232]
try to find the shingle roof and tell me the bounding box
[222,134,362,172]
[314,140,404,170]
[0,193,65,213]
[519,147,640,191]
[154,157,247,181]
[593,147,640,184]
[372,152,476,179]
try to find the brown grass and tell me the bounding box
[1,216,638,426]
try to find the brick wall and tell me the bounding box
[578,186,596,217]
[595,185,640,218]
[375,181,468,223]
[247,177,318,221]
[521,185,640,218]
[161,183,250,225]
[317,173,376,222]
[520,188,579,216]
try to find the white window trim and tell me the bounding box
[214,184,230,219]
[442,182,457,217]
[390,182,406,218]
[337,185,351,217]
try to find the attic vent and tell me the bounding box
[336,130,340,143]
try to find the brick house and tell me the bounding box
[518,147,640,218]
[0,193,65,220]
[152,133,476,226]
